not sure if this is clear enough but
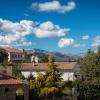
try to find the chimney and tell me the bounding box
[35,56,39,63]
[31,55,35,62]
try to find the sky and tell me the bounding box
[0,0,100,54]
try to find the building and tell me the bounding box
[4,48,25,62]
[0,73,29,100]
[31,55,40,63]
[21,62,79,81]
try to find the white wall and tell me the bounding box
[62,72,74,81]
[21,71,75,81]
[7,52,24,61]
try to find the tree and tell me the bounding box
[39,55,49,62]
[28,56,66,99]
[79,50,98,80]
[12,63,22,78]
[0,48,8,63]
[27,73,35,82]
[74,48,100,100]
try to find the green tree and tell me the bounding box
[27,73,35,82]
[0,48,8,63]
[40,56,49,62]
[28,56,66,99]
[74,48,100,100]
[12,63,22,78]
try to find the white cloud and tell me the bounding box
[0,18,37,47]
[91,36,100,47]
[24,13,29,17]
[0,18,69,47]
[73,43,86,48]
[31,1,76,13]
[58,38,74,48]
[34,21,70,38]
[73,43,81,47]
[82,35,89,40]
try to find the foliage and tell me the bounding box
[12,63,22,77]
[39,55,49,62]
[75,48,100,100]
[16,88,24,95]
[0,48,8,64]
[28,56,68,99]
[27,73,35,82]
[23,50,31,63]
[63,87,72,96]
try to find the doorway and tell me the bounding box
[16,88,24,100]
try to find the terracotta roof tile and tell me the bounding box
[0,79,23,85]
[21,62,77,71]
[4,48,23,53]
[0,73,23,85]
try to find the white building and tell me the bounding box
[31,55,39,63]
[4,48,25,62]
[21,62,79,81]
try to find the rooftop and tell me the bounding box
[0,73,23,85]
[21,62,77,71]
[4,48,23,53]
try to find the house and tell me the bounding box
[21,62,79,81]
[4,48,25,62]
[30,55,41,63]
[0,73,29,100]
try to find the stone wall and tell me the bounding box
[0,84,29,100]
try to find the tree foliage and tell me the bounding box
[0,48,8,63]
[74,48,100,100]
[28,56,67,99]
[12,63,22,78]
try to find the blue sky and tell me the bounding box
[0,0,100,54]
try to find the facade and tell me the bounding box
[31,55,39,63]
[0,73,29,100]
[4,48,25,62]
[21,62,79,81]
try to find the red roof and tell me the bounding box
[4,48,23,53]
[21,62,77,71]
[0,73,23,85]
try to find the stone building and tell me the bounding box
[0,73,29,100]
[4,48,25,63]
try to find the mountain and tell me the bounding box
[26,49,82,62]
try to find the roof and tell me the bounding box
[4,48,23,53]
[0,73,23,85]
[21,62,77,71]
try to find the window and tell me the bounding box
[18,55,20,58]
[5,88,9,92]
[12,54,14,58]
[15,54,17,58]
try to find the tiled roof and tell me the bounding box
[21,62,77,71]
[0,73,23,85]
[4,48,23,53]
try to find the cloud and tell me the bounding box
[0,18,69,47]
[31,1,76,13]
[0,35,36,48]
[58,38,74,48]
[33,21,70,38]
[24,13,29,17]
[0,18,37,47]
[91,36,100,47]
[73,43,86,48]
[82,35,89,40]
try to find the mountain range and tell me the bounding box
[26,49,84,62]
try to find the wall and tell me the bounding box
[21,71,75,81]
[7,52,24,62]
[0,84,29,100]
